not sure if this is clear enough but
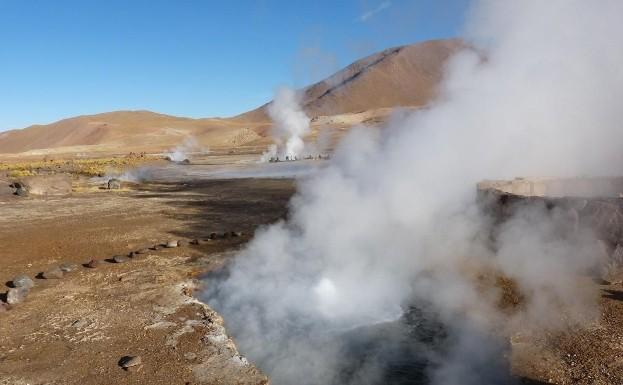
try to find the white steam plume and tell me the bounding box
[165,136,207,162]
[263,87,311,161]
[205,1,623,384]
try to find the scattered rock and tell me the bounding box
[59,263,78,273]
[119,355,142,370]
[10,182,29,197]
[71,318,92,329]
[107,178,122,190]
[128,251,146,259]
[190,239,199,245]
[42,267,64,279]
[15,186,29,197]
[166,240,178,248]
[208,232,217,240]
[151,244,163,251]
[6,287,29,304]
[86,259,99,268]
[229,355,249,367]
[113,255,130,263]
[184,352,197,361]
[181,159,190,164]
[12,274,34,289]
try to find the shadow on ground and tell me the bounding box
[133,178,296,242]
[602,289,623,301]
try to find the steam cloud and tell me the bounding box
[95,165,156,184]
[205,1,623,384]
[262,87,311,161]
[165,136,207,162]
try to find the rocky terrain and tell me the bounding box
[0,165,294,385]
[481,178,623,385]
[3,158,623,384]
[2,30,622,384]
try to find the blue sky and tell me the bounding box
[0,0,470,131]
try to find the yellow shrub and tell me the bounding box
[1,155,156,178]
[8,169,35,178]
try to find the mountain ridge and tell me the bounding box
[0,38,463,155]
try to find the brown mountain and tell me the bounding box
[235,38,462,122]
[0,38,462,155]
[0,111,266,155]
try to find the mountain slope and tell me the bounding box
[0,38,463,155]
[0,111,264,154]
[236,38,463,122]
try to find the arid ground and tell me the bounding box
[0,157,295,385]
[2,156,623,385]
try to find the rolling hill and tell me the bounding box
[0,38,463,155]
[0,111,264,155]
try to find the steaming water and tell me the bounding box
[215,302,511,385]
[204,269,447,385]
[333,306,446,385]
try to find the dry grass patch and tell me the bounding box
[0,154,159,178]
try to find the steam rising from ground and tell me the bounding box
[165,136,207,162]
[93,166,156,184]
[205,1,623,384]
[114,166,156,183]
[261,87,311,161]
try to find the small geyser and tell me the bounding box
[164,136,207,163]
[261,87,311,162]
